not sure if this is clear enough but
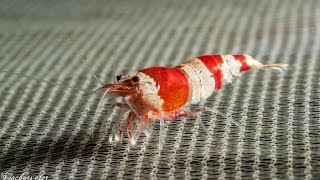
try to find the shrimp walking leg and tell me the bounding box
[99,103,127,133]
[178,106,239,127]
[123,112,136,140]
[176,106,239,135]
[105,103,130,143]
[177,108,209,134]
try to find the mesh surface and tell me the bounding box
[0,0,320,179]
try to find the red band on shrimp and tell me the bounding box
[233,54,251,71]
[197,55,223,89]
[140,67,189,112]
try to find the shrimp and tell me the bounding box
[97,54,288,144]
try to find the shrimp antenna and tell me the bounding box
[95,88,111,116]
[0,70,94,94]
[66,94,93,115]
[65,33,103,86]
[112,47,117,83]
[113,61,116,83]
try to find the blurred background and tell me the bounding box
[0,0,319,179]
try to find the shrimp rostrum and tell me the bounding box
[97,54,288,144]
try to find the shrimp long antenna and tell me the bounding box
[66,94,93,115]
[112,47,116,83]
[65,33,103,86]
[95,88,110,116]
[0,70,94,94]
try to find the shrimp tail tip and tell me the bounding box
[259,63,289,72]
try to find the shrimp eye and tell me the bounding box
[116,75,122,82]
[131,76,140,83]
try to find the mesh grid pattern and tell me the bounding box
[0,0,320,179]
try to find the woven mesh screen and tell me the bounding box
[0,0,320,179]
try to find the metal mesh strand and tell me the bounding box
[0,0,320,179]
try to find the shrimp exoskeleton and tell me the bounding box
[97,54,288,144]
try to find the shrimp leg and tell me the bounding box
[121,111,138,144]
[106,103,130,143]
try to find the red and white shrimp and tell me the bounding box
[97,54,288,144]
